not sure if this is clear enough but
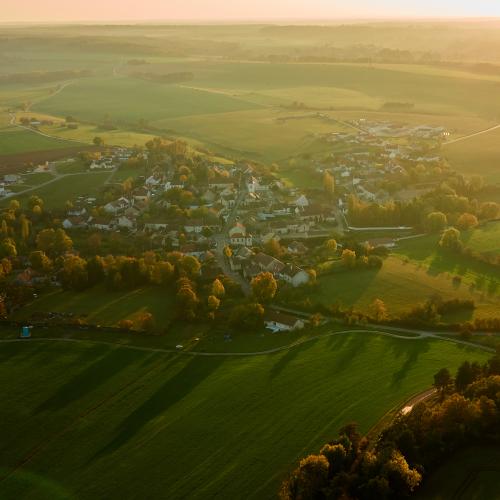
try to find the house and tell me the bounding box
[133,187,150,202]
[264,310,305,332]
[287,241,307,255]
[209,178,235,190]
[116,216,135,229]
[252,253,285,276]
[104,197,130,214]
[145,175,162,187]
[4,174,21,184]
[62,216,87,229]
[89,216,114,231]
[228,223,252,246]
[294,194,309,208]
[365,238,396,249]
[279,264,310,287]
[229,246,254,271]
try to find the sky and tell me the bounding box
[2,0,500,23]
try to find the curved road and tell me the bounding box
[0,327,494,358]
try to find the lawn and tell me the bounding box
[462,221,500,255]
[0,332,489,499]
[443,127,500,184]
[317,255,499,321]
[7,172,109,210]
[0,127,74,156]
[416,447,500,500]
[12,286,177,332]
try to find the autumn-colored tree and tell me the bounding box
[93,136,104,146]
[9,200,20,212]
[323,171,335,198]
[439,227,462,252]
[325,239,338,253]
[229,303,264,330]
[180,255,201,278]
[251,272,278,303]
[29,250,52,273]
[264,238,284,258]
[456,212,479,231]
[210,278,225,298]
[118,319,134,331]
[139,312,155,332]
[28,195,44,211]
[426,211,447,233]
[223,245,233,259]
[370,298,388,323]
[60,254,88,291]
[87,233,102,254]
[0,238,17,258]
[280,454,329,500]
[341,249,357,269]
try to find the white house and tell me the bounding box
[294,194,309,208]
[280,264,310,287]
[62,216,87,229]
[228,222,252,246]
[264,310,305,332]
[4,174,21,184]
[116,216,135,229]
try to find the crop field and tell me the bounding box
[317,256,500,321]
[416,447,500,500]
[4,172,109,210]
[0,332,489,499]
[0,127,75,156]
[443,127,500,184]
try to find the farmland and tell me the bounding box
[0,127,75,156]
[316,255,500,321]
[0,332,490,499]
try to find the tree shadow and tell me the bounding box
[327,334,368,375]
[93,355,224,459]
[36,347,144,413]
[390,339,431,388]
[269,340,316,380]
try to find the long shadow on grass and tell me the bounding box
[269,338,317,380]
[327,334,369,375]
[390,338,431,388]
[35,347,143,413]
[94,355,224,458]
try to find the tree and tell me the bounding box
[455,361,481,392]
[479,202,499,220]
[9,199,20,212]
[54,229,73,254]
[210,278,225,299]
[0,238,17,258]
[180,255,201,278]
[264,238,284,258]
[341,249,357,269]
[434,367,452,394]
[323,171,335,198]
[229,303,264,330]
[280,454,329,500]
[251,272,278,303]
[87,255,106,285]
[426,211,447,233]
[139,312,155,332]
[93,136,104,146]
[370,299,388,323]
[207,295,220,320]
[28,195,44,211]
[19,215,30,241]
[29,250,51,273]
[439,227,462,252]
[60,254,88,291]
[456,212,479,231]
[223,245,233,259]
[325,239,338,253]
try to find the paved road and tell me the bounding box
[0,326,494,358]
[443,124,500,146]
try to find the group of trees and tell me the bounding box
[348,180,499,231]
[280,354,500,499]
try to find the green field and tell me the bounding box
[5,172,109,210]
[0,332,489,499]
[462,222,500,255]
[0,127,75,156]
[443,128,500,184]
[317,255,500,321]
[416,447,500,500]
[13,286,176,332]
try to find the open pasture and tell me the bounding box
[0,332,489,499]
[317,255,500,321]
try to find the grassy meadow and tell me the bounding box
[0,332,490,499]
[317,255,500,322]
[0,127,75,156]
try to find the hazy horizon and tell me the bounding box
[2,0,500,23]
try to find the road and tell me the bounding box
[0,325,494,358]
[443,124,500,146]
